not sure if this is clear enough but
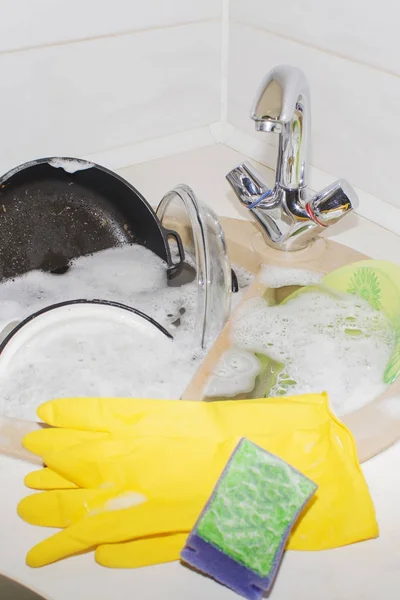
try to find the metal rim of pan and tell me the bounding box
[0,298,173,356]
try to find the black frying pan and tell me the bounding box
[0,157,184,282]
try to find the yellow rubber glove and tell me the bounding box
[18,394,378,568]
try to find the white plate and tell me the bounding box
[0,300,171,377]
[0,300,176,421]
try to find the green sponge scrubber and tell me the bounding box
[181,438,317,600]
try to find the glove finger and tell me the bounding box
[37,395,331,440]
[37,397,230,440]
[23,428,108,457]
[26,498,199,567]
[96,533,188,568]
[18,489,120,527]
[25,468,77,490]
[42,435,227,495]
[42,437,148,489]
[37,397,186,432]
[36,397,282,438]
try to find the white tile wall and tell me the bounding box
[0,22,221,175]
[231,0,399,75]
[1,0,398,220]
[0,0,220,52]
[227,21,400,209]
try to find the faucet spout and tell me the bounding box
[251,65,310,190]
[226,64,358,252]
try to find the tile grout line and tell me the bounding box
[81,123,218,170]
[0,17,219,56]
[231,19,400,81]
[220,0,230,123]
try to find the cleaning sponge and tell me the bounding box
[180,438,317,600]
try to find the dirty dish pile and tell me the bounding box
[0,245,250,419]
[0,242,251,421]
[0,160,251,420]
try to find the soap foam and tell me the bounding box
[0,245,180,333]
[48,158,94,173]
[205,348,261,398]
[0,245,252,420]
[260,265,322,288]
[228,288,395,415]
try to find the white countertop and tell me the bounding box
[1,144,400,600]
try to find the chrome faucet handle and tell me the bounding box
[226,162,273,209]
[227,64,358,252]
[307,179,359,226]
[250,65,310,190]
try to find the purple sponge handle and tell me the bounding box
[181,532,276,600]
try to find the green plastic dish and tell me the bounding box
[283,260,400,384]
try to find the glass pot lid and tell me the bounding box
[156,184,231,349]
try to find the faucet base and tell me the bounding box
[226,161,357,252]
[251,229,327,265]
[249,190,323,252]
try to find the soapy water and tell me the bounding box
[2,251,392,419]
[0,245,252,420]
[0,317,200,420]
[0,245,176,332]
[207,270,395,416]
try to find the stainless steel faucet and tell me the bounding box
[226,65,359,251]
